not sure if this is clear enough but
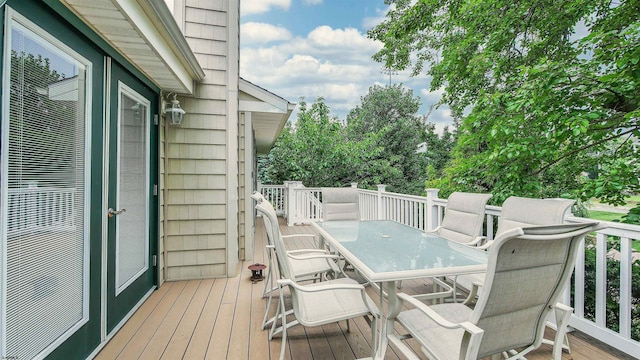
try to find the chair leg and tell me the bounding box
[369,314,378,357]
[263,249,276,298]
[262,264,271,298]
[552,304,573,360]
[261,281,275,330]
[278,289,287,360]
[262,251,277,330]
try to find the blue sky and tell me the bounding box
[240,0,453,133]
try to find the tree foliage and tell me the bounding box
[346,84,429,194]
[264,97,400,189]
[370,0,639,205]
[261,87,454,195]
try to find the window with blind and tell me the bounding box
[1,9,91,360]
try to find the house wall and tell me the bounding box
[162,0,240,280]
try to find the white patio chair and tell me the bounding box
[257,201,379,360]
[388,222,604,360]
[320,187,364,272]
[452,196,577,354]
[429,191,493,246]
[322,187,360,221]
[413,191,491,297]
[456,196,575,303]
[251,192,343,331]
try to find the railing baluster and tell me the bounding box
[574,240,586,318]
[595,233,607,328]
[620,236,632,339]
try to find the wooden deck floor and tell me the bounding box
[96,217,633,360]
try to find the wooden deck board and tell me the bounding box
[160,279,213,359]
[95,281,176,359]
[96,217,633,360]
[183,279,226,359]
[140,280,200,359]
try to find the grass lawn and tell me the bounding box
[586,210,625,222]
[585,209,640,252]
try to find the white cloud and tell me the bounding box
[241,0,291,15]
[303,0,323,5]
[241,22,292,44]
[420,87,444,106]
[307,26,377,50]
[240,22,454,128]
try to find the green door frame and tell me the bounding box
[105,59,159,334]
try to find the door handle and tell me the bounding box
[108,208,127,217]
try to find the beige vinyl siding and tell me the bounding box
[163,0,235,280]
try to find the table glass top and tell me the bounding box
[315,220,487,274]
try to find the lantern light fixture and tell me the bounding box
[165,93,185,126]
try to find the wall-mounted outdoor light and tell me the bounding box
[164,93,185,126]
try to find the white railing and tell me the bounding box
[564,216,640,357]
[258,182,640,358]
[6,187,76,236]
[257,182,287,215]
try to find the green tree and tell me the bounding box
[263,98,399,188]
[423,123,455,180]
[371,0,639,205]
[346,84,428,194]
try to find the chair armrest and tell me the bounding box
[396,292,483,335]
[278,279,364,292]
[286,253,340,261]
[412,277,454,301]
[286,249,328,255]
[476,240,493,250]
[282,234,316,239]
[466,236,486,247]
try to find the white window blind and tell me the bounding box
[2,12,90,360]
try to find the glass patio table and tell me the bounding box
[311,219,488,359]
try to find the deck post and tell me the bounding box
[376,184,386,220]
[425,188,439,231]
[286,181,303,226]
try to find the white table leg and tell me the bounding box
[374,281,401,359]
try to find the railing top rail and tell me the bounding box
[379,191,430,202]
[566,216,640,238]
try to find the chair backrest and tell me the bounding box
[256,201,296,281]
[496,196,575,237]
[437,192,493,244]
[322,187,360,221]
[254,196,280,246]
[471,222,602,358]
